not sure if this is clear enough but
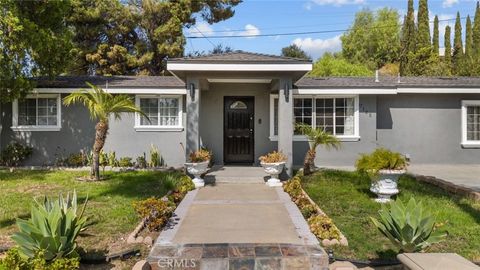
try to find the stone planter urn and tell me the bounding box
[370,169,406,203]
[261,162,286,187]
[185,161,209,188]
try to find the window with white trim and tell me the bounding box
[12,94,61,131]
[462,100,480,147]
[135,95,183,131]
[270,95,359,140]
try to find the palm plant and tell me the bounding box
[64,83,146,180]
[296,123,341,175]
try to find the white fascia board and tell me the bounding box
[398,88,480,93]
[294,88,397,95]
[207,78,272,83]
[167,63,312,72]
[33,88,187,95]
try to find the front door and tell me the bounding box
[224,96,254,164]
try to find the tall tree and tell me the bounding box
[473,2,480,58]
[416,0,431,49]
[452,12,464,74]
[0,0,73,103]
[341,8,400,70]
[444,25,452,68]
[281,44,311,60]
[400,0,416,75]
[310,53,373,77]
[465,16,474,70]
[433,15,440,56]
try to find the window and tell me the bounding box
[12,94,61,131]
[135,95,183,131]
[270,95,359,141]
[462,100,480,147]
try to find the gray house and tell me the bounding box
[1,51,480,176]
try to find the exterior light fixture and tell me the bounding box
[189,83,195,101]
[284,82,290,102]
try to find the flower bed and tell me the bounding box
[283,176,348,247]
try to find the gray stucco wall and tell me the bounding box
[199,83,276,165]
[0,94,186,167]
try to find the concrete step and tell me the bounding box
[205,165,267,184]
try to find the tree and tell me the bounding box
[416,0,431,49]
[0,0,73,103]
[281,44,311,60]
[400,0,416,75]
[463,16,474,75]
[63,83,145,180]
[444,25,452,70]
[474,2,480,58]
[310,53,373,77]
[433,15,439,56]
[452,12,464,74]
[341,8,400,70]
[296,123,341,176]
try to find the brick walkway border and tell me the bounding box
[411,174,480,201]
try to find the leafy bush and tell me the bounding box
[107,151,118,167]
[65,153,85,167]
[11,191,88,261]
[0,248,80,270]
[149,144,162,167]
[259,151,287,163]
[118,157,133,167]
[301,204,317,219]
[283,176,303,199]
[133,197,175,231]
[99,151,108,169]
[188,149,211,163]
[0,142,33,167]
[308,215,341,240]
[370,197,446,253]
[355,148,408,176]
[168,175,195,203]
[136,155,147,169]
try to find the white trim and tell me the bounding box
[167,63,312,72]
[461,100,480,147]
[11,94,62,132]
[269,94,360,141]
[399,88,480,94]
[294,88,397,95]
[33,88,187,95]
[207,78,272,84]
[134,95,183,132]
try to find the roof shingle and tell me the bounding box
[33,76,184,88]
[169,50,311,64]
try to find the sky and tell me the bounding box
[184,0,478,60]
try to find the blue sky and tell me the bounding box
[185,0,478,60]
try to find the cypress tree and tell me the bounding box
[417,0,431,48]
[444,26,452,68]
[452,12,464,74]
[400,0,416,75]
[466,16,473,59]
[433,15,440,56]
[473,2,480,57]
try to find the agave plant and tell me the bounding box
[11,191,88,261]
[370,197,446,253]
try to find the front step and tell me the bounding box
[205,166,267,184]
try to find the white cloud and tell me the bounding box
[292,35,342,60]
[310,0,365,7]
[442,0,459,8]
[188,22,214,37]
[242,24,260,39]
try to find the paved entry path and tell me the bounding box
[147,183,328,269]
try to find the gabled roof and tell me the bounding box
[169,50,311,64]
[33,76,184,89]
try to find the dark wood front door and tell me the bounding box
[224,96,254,164]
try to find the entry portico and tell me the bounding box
[167,51,312,176]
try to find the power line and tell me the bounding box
[186,17,467,39]
[191,24,217,48]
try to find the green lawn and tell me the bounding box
[302,170,480,261]
[0,169,179,254]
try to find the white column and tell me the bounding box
[278,77,293,177]
[185,78,200,158]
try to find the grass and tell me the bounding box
[0,169,180,256]
[302,169,480,261]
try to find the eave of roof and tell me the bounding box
[168,50,312,64]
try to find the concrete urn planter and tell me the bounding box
[370,169,406,203]
[185,161,209,188]
[261,162,286,187]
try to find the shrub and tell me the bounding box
[133,197,176,231]
[11,191,88,261]
[149,144,162,167]
[0,248,80,270]
[169,175,195,203]
[136,155,147,169]
[65,153,85,167]
[308,215,341,240]
[99,151,108,169]
[118,157,133,167]
[107,151,118,167]
[370,197,446,253]
[283,176,303,199]
[300,204,317,219]
[355,148,408,176]
[0,142,33,167]
[188,149,211,163]
[259,151,287,163]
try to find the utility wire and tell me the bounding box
[191,24,217,48]
[186,16,467,39]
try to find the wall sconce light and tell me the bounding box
[284,82,290,102]
[189,83,195,101]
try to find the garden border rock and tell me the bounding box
[411,174,480,202]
